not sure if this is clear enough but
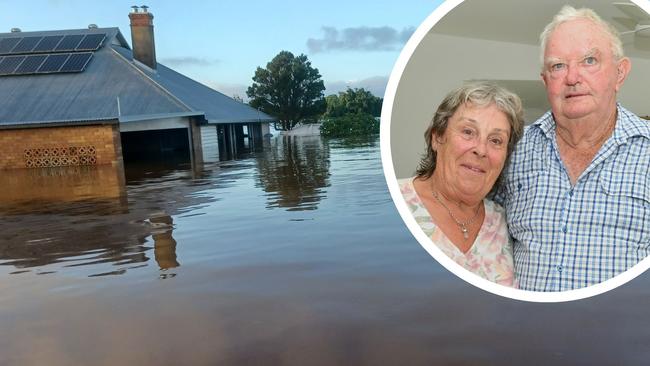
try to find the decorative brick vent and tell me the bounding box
[24,146,97,168]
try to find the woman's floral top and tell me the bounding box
[399,178,516,287]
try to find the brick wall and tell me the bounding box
[0,123,123,170]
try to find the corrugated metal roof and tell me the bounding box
[112,47,275,124]
[0,27,275,128]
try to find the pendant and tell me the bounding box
[461,225,469,239]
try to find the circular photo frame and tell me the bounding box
[381,0,650,302]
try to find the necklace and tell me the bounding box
[431,189,481,240]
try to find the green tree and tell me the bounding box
[247,51,326,131]
[324,88,383,118]
[320,113,380,138]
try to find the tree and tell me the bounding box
[324,88,383,118]
[320,113,380,138]
[247,51,326,131]
[321,88,382,138]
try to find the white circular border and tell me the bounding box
[380,0,650,302]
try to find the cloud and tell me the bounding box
[325,76,389,97]
[307,26,414,53]
[159,57,221,67]
[204,81,249,101]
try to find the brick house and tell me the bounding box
[0,6,274,171]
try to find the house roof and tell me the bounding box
[0,27,274,128]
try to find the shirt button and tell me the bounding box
[517,183,522,189]
[557,265,563,273]
[562,226,567,233]
[569,190,574,197]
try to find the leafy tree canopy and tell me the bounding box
[247,51,326,131]
[320,112,379,138]
[324,88,383,118]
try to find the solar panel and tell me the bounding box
[0,32,102,76]
[54,34,84,51]
[12,36,42,53]
[0,56,26,75]
[0,33,106,56]
[76,34,105,51]
[33,35,64,52]
[37,53,70,73]
[14,54,47,74]
[0,37,21,54]
[60,52,92,72]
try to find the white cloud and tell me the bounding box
[204,81,249,101]
[307,26,414,53]
[325,76,388,97]
[159,57,221,67]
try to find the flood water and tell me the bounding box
[1,135,649,365]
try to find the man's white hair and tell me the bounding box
[539,5,624,67]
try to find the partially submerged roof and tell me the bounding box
[0,27,274,128]
[112,46,273,124]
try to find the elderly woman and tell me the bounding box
[399,82,524,286]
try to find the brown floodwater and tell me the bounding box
[1,136,649,365]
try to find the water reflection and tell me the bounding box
[255,136,330,211]
[0,163,189,275]
[150,213,180,271]
[0,165,127,215]
[0,136,336,275]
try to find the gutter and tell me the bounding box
[118,111,204,123]
[0,117,117,130]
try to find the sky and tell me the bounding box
[1,0,443,98]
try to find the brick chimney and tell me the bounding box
[128,5,156,69]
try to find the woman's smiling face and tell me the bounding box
[432,102,511,202]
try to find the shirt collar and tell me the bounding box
[612,104,650,145]
[531,110,555,140]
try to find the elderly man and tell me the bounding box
[497,5,650,291]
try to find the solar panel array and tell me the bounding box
[0,33,104,76]
[0,33,105,55]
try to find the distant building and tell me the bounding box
[0,6,274,170]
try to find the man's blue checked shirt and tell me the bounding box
[495,105,650,291]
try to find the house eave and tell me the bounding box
[118,111,205,123]
[206,117,276,124]
[0,117,118,130]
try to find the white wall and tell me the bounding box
[619,55,650,119]
[200,125,219,162]
[390,32,650,179]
